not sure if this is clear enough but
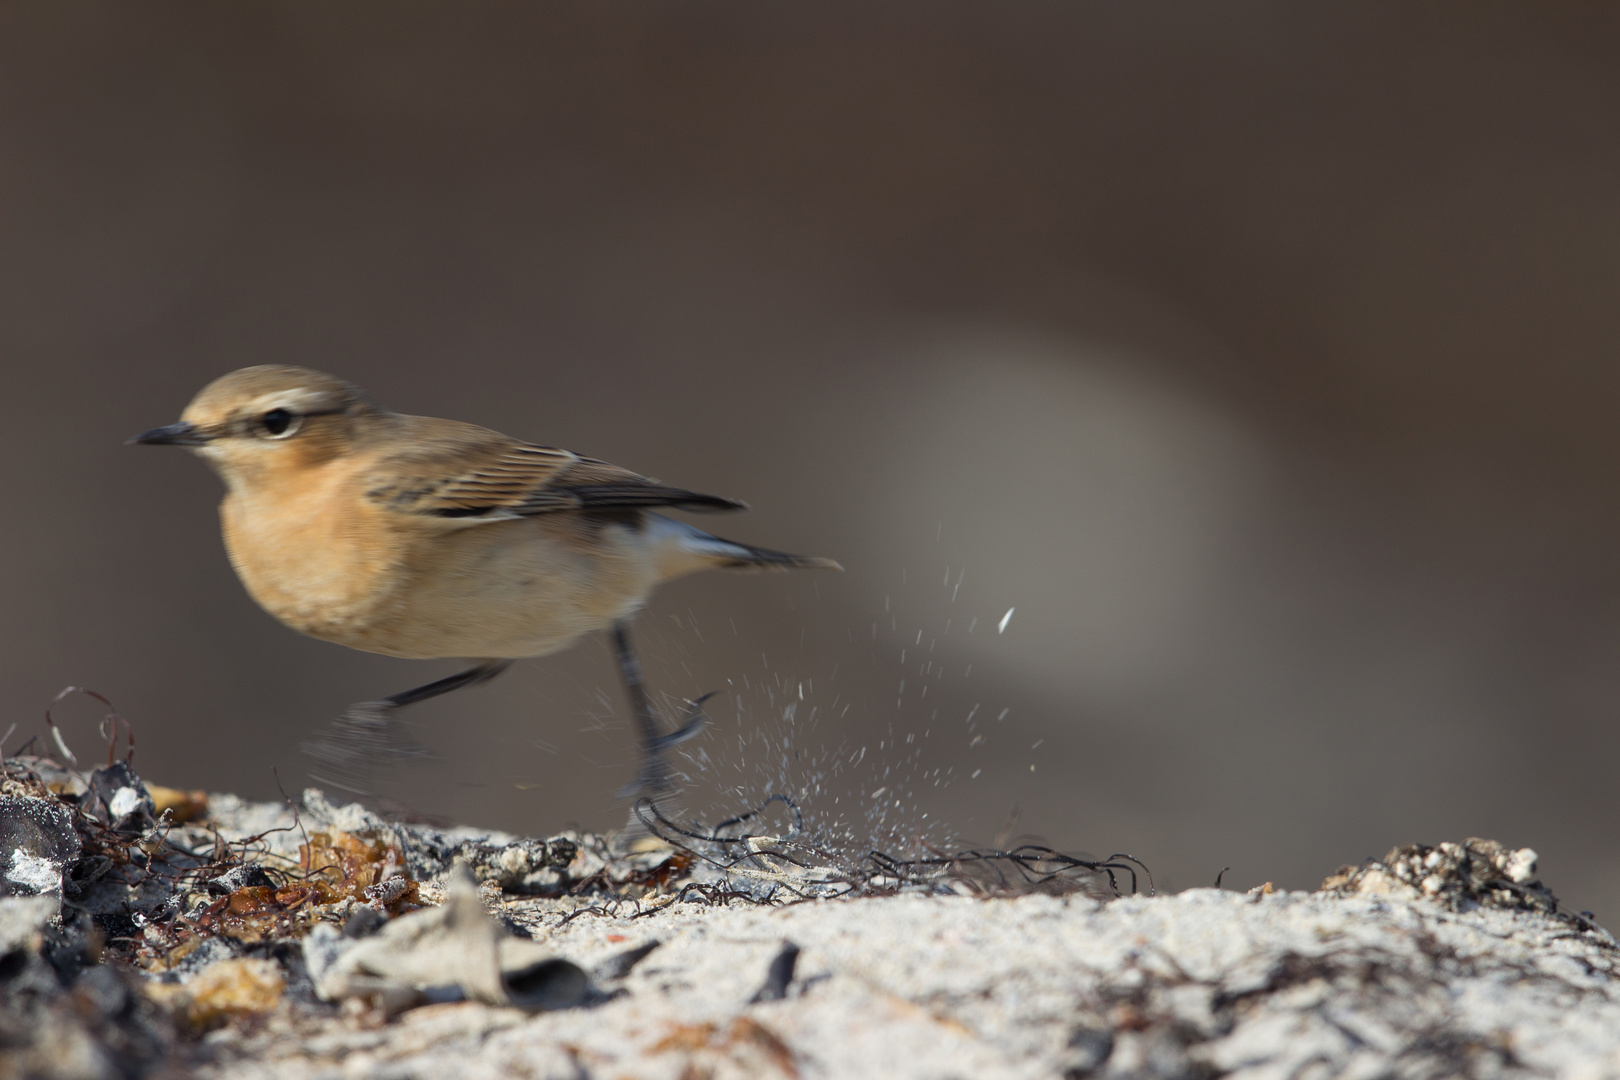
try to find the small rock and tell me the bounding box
[145,784,209,824]
[749,940,801,1003]
[204,863,276,895]
[314,868,587,1014]
[1319,837,1560,918]
[1061,1019,1115,1076]
[1502,846,1538,884]
[457,837,578,892]
[0,894,59,953]
[153,957,285,1030]
[0,796,81,899]
[84,762,156,835]
[593,940,661,981]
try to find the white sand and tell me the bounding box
[203,885,1620,1079]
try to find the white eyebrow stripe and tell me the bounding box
[249,388,347,413]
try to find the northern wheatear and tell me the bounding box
[133,365,838,795]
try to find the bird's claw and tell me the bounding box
[619,692,715,799]
[648,692,714,751]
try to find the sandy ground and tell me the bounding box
[5,772,1619,1079]
[200,888,1620,1080]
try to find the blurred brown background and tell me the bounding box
[4,3,1620,910]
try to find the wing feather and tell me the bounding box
[363,421,745,521]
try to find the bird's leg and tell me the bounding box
[611,619,708,798]
[304,660,514,794]
[383,661,515,707]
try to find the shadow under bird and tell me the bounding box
[132,365,839,796]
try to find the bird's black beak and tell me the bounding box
[128,421,209,446]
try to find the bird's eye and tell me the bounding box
[259,408,299,439]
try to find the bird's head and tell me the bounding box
[131,365,387,488]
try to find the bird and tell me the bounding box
[132,365,839,797]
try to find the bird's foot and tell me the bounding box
[617,692,714,801]
[302,700,433,796]
[651,692,713,752]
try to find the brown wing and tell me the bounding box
[364,424,745,521]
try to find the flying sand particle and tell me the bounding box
[998,608,1015,634]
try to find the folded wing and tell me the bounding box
[363,422,746,521]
